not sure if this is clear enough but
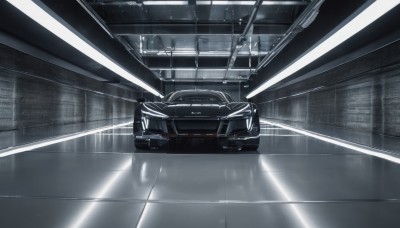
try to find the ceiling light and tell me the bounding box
[6,0,163,98]
[247,0,400,98]
[150,68,255,71]
[143,1,188,5]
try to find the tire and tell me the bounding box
[242,144,259,151]
[135,141,149,150]
[169,140,177,150]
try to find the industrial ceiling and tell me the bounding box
[82,0,321,82]
[1,0,399,98]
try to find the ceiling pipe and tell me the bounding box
[252,0,325,74]
[225,0,263,71]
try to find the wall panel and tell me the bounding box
[0,44,136,131]
[256,59,400,137]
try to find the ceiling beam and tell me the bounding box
[254,0,325,72]
[146,56,259,68]
[150,67,255,71]
[226,0,263,71]
[87,1,308,6]
[109,23,289,36]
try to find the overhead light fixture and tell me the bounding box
[143,1,188,5]
[6,0,163,98]
[247,0,400,98]
[150,67,255,71]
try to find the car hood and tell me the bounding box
[142,102,250,118]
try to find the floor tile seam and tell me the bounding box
[224,159,228,228]
[131,153,365,156]
[2,196,400,204]
[134,158,165,228]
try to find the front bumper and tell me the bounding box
[134,117,260,149]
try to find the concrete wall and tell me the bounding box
[255,40,400,137]
[0,44,136,131]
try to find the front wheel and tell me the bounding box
[135,140,149,150]
[242,145,259,151]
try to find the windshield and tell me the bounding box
[168,91,227,103]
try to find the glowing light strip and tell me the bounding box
[142,104,169,118]
[247,0,400,98]
[261,120,400,164]
[260,134,302,136]
[6,0,163,98]
[143,1,188,5]
[150,68,255,71]
[70,160,132,228]
[227,104,250,118]
[261,158,312,228]
[0,122,133,158]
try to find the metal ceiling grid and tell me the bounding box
[83,0,312,82]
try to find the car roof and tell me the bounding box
[166,89,233,102]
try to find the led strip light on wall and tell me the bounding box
[0,121,133,158]
[6,0,163,98]
[247,0,400,98]
[261,120,400,164]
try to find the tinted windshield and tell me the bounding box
[168,92,227,103]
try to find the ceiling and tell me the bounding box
[83,0,319,82]
[2,0,398,98]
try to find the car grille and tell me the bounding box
[174,120,220,134]
[144,119,250,135]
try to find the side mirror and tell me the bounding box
[137,98,145,103]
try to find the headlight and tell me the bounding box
[141,104,169,118]
[142,110,168,118]
[225,104,252,119]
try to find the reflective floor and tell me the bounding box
[1,123,400,227]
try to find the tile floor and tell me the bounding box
[1,123,400,227]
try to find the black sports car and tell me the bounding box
[133,90,260,150]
